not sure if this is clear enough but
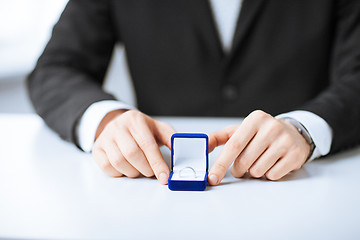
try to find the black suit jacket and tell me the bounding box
[27,0,360,153]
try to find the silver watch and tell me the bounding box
[281,117,315,161]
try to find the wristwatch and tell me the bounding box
[281,117,315,162]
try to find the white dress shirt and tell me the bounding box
[78,0,333,161]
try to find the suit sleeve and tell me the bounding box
[27,0,117,145]
[300,0,360,153]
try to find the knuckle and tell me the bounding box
[276,146,288,156]
[293,164,302,171]
[138,137,156,149]
[92,140,103,152]
[293,145,302,153]
[262,125,281,141]
[273,138,292,155]
[123,146,138,159]
[151,159,164,171]
[126,109,139,117]
[289,145,302,157]
[293,158,305,170]
[112,157,126,170]
[280,134,293,146]
[92,144,101,154]
[228,140,242,151]
[251,109,265,117]
[99,160,113,171]
[251,110,269,120]
[214,161,229,174]
[122,110,141,122]
[150,159,164,173]
[108,118,123,131]
[267,119,283,132]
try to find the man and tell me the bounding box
[27,0,360,186]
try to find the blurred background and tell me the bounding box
[0,0,136,114]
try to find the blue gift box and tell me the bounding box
[168,133,208,191]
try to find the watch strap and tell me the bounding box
[281,117,315,162]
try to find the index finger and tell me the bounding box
[152,119,176,149]
[208,118,259,185]
[130,118,174,185]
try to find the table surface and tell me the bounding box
[1,114,360,240]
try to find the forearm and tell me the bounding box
[27,67,117,143]
[27,0,117,144]
[296,0,360,153]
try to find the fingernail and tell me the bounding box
[208,174,218,185]
[159,172,168,185]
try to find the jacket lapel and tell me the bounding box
[228,0,266,60]
[186,0,224,60]
[186,0,266,63]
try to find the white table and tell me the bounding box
[1,114,360,240]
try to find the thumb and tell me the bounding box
[208,125,238,152]
[153,120,176,149]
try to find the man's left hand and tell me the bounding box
[207,110,310,185]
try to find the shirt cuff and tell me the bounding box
[276,110,333,162]
[77,100,136,152]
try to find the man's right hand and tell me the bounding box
[92,109,175,185]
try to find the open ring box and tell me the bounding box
[168,133,208,191]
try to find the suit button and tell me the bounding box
[222,84,238,100]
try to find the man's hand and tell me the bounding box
[92,109,175,185]
[208,110,310,185]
